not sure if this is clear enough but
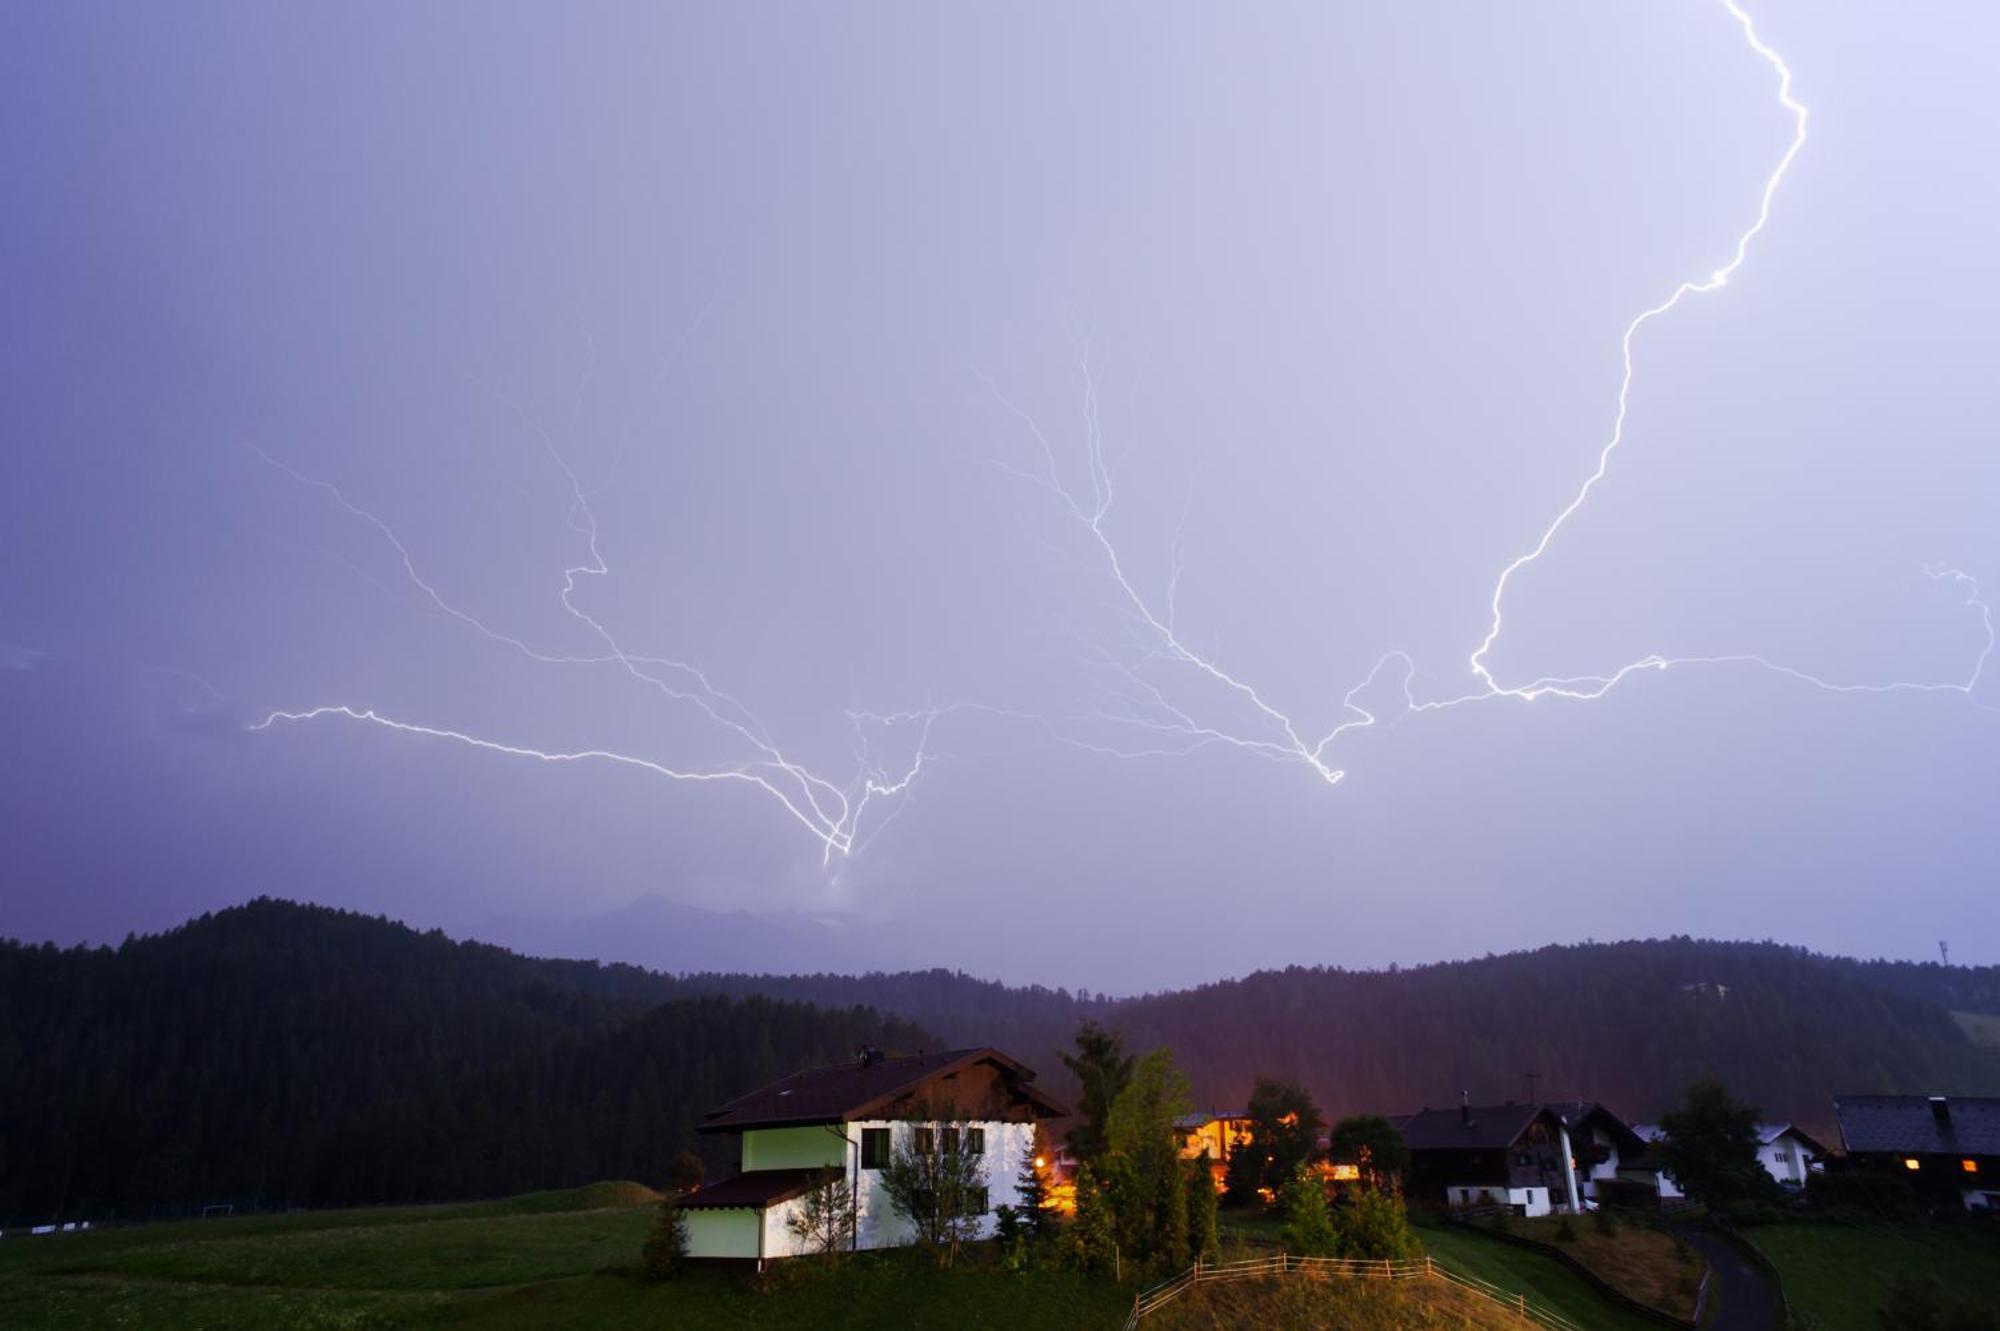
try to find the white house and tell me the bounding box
[1544,1101,1649,1204]
[679,1046,1066,1266]
[1631,1121,1828,1199]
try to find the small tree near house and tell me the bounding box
[640,1196,690,1282]
[1656,1077,1780,1213]
[1013,1132,1055,1241]
[1279,1169,1338,1257]
[667,1149,705,1196]
[784,1168,857,1259]
[1227,1077,1325,1206]
[878,1107,990,1269]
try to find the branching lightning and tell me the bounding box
[255,0,1990,868]
[993,0,1992,784]
[250,415,955,865]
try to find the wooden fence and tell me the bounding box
[1120,1252,1589,1330]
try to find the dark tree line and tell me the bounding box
[0,899,929,1223]
[714,939,2000,1138]
[9,900,1998,1224]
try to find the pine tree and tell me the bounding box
[1015,1143,1051,1239]
[1186,1156,1219,1263]
[1066,1164,1117,1275]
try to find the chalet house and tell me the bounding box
[1399,1100,1583,1217]
[1176,1108,1251,1191]
[1544,1101,1647,1203]
[1834,1095,1998,1213]
[1631,1121,1829,1200]
[681,1047,1066,1265]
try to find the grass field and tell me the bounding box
[17,1183,1883,1330]
[1752,1221,2000,1331]
[1145,1270,1539,1330]
[0,1183,1131,1330]
[1215,1208,1668,1331]
[1952,1009,2000,1049]
[1498,1213,1702,1317]
[1410,1221,1669,1331]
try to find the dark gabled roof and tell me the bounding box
[1544,1100,1648,1157]
[1399,1103,1556,1152]
[676,1168,824,1211]
[1835,1096,2000,1157]
[1756,1122,1833,1157]
[697,1047,1067,1133]
[1175,1109,1249,1130]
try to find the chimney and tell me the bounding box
[1461,1090,1473,1127]
[1930,1096,1951,1128]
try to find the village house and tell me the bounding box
[1543,1101,1648,1203]
[1175,1107,1251,1192]
[1398,1099,1585,1217]
[1630,1120,1829,1201]
[1834,1094,1999,1212]
[680,1046,1066,1266]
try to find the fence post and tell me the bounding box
[1426,1255,1435,1280]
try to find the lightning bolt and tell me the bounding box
[249,389,954,865]
[996,0,1992,785]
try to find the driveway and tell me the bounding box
[1672,1227,1775,1331]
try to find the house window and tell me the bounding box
[967,1127,985,1155]
[1965,1159,1980,1175]
[941,1127,960,1155]
[861,1128,891,1169]
[1903,1158,1921,1171]
[914,1127,935,1155]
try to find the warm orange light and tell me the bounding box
[1964,1159,1980,1175]
[1903,1158,1921,1171]
[1034,1156,1047,1169]
[1329,1163,1360,1181]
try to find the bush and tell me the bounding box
[1280,1173,1339,1257]
[1591,1204,1617,1236]
[1808,1168,1920,1220]
[1554,1217,1577,1243]
[640,1199,689,1282]
[1331,1185,1422,1261]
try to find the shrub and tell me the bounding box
[1554,1216,1577,1243]
[640,1198,689,1282]
[1332,1184,1421,1260]
[1280,1173,1338,1257]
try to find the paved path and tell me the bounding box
[1673,1227,1775,1331]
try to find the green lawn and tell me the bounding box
[1412,1220,1667,1331]
[1752,1221,2000,1331]
[1218,1207,1668,1331]
[0,1184,1130,1331]
[0,1184,1683,1331]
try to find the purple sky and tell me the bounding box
[4,1,1997,991]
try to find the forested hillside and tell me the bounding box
[8,900,1997,1225]
[0,900,930,1223]
[669,946,2000,1138]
